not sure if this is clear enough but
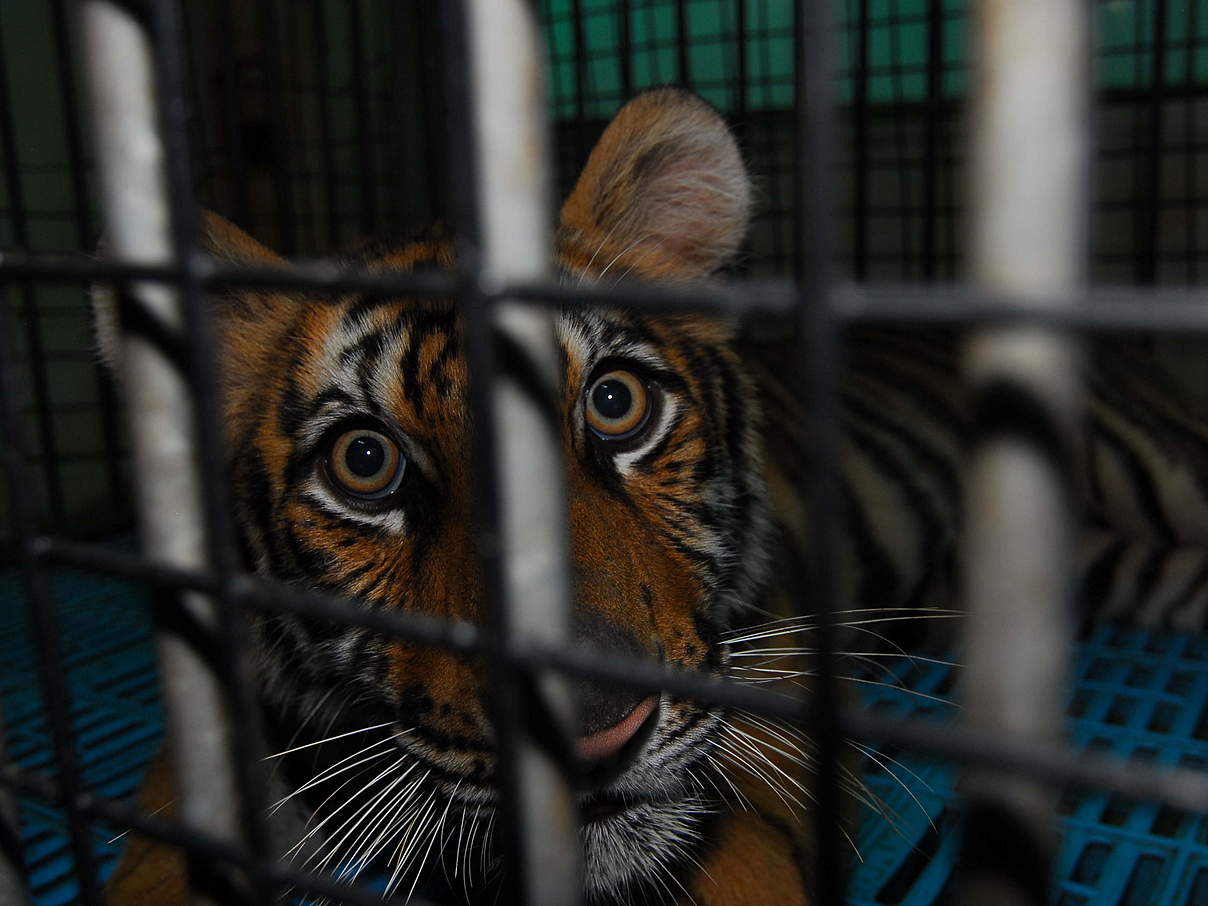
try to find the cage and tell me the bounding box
[2,1,1208,905]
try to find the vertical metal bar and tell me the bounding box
[46,0,127,516]
[386,0,409,228]
[735,0,747,128]
[0,703,33,906]
[571,0,589,165]
[1141,0,1169,283]
[214,0,251,230]
[0,13,66,532]
[455,0,580,902]
[676,0,691,87]
[887,0,915,278]
[961,0,1087,903]
[348,0,378,237]
[148,0,278,895]
[285,4,317,254]
[79,3,271,903]
[1186,0,1197,283]
[853,0,869,279]
[922,0,942,281]
[793,1,844,905]
[416,1,447,224]
[311,0,341,248]
[258,0,296,254]
[619,0,633,100]
[0,283,100,905]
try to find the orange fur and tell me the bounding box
[101,89,817,905]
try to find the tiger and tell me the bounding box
[97,86,1208,905]
[100,88,818,906]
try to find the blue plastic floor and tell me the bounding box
[848,625,1208,906]
[3,560,1208,905]
[0,560,160,905]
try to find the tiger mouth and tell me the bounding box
[577,696,663,789]
[580,790,650,824]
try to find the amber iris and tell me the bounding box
[328,428,405,498]
[586,370,651,439]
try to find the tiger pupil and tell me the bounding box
[593,380,632,419]
[345,436,385,477]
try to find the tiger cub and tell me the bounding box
[100,86,1208,905]
[102,89,818,906]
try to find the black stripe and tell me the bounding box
[841,415,946,588]
[1163,552,1208,627]
[843,387,961,512]
[838,478,903,609]
[971,378,1075,493]
[1078,534,1129,625]
[1089,421,1176,543]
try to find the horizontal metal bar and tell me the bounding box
[3,249,1208,328]
[842,709,1208,815]
[35,537,1208,817]
[0,763,439,906]
[38,537,804,716]
[833,284,1208,330]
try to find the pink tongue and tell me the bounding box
[576,696,658,762]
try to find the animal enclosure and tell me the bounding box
[2,1,1208,905]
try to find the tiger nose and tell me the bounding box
[576,695,658,762]
[571,610,658,765]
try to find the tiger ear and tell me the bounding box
[559,88,751,281]
[92,211,285,370]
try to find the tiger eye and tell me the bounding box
[586,369,651,440]
[327,428,406,499]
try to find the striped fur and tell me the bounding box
[102,90,813,906]
[99,87,1208,906]
[751,323,1208,631]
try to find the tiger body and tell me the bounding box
[100,87,1208,906]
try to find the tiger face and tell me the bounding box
[111,90,802,903]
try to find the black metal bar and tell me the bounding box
[47,0,127,518]
[12,242,1208,329]
[310,0,341,249]
[1187,0,1198,283]
[286,4,317,254]
[257,0,296,254]
[0,701,32,905]
[758,0,786,267]
[44,0,95,255]
[144,0,276,899]
[676,0,690,87]
[0,12,66,533]
[177,1,213,205]
[21,536,1208,820]
[0,286,101,904]
[618,0,632,100]
[794,0,844,903]
[853,0,869,279]
[415,2,447,227]
[348,0,378,237]
[1140,0,1169,284]
[735,0,747,126]
[386,0,409,229]
[214,0,251,230]
[0,763,441,906]
[887,0,915,278]
[922,0,942,281]
[438,3,532,900]
[571,0,589,165]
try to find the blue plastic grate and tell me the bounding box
[4,560,1208,905]
[848,624,1208,906]
[0,558,161,903]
